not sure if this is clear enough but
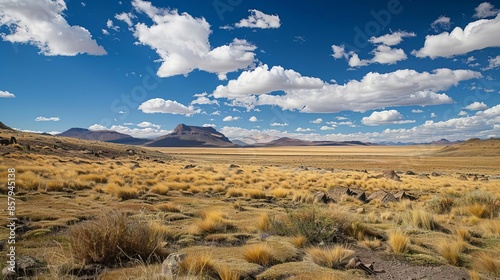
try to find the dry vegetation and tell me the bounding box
[0,132,499,279]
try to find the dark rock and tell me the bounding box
[383,170,401,181]
[431,172,440,177]
[394,191,417,201]
[457,174,468,181]
[184,164,196,169]
[405,170,416,175]
[228,164,240,169]
[367,190,398,204]
[313,191,335,204]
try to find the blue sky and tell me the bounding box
[1,0,499,143]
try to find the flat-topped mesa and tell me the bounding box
[145,124,234,147]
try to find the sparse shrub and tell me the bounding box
[150,185,169,195]
[179,254,218,278]
[360,238,382,250]
[291,235,307,248]
[246,189,266,199]
[194,210,234,234]
[257,213,271,232]
[226,188,244,198]
[79,173,108,184]
[436,240,462,266]
[69,211,163,265]
[115,188,139,200]
[461,191,499,219]
[456,227,472,242]
[271,187,289,198]
[306,246,355,269]
[268,207,353,244]
[156,203,181,213]
[403,209,440,231]
[242,243,277,266]
[427,195,456,214]
[472,252,500,277]
[387,229,410,253]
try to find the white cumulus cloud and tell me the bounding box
[270,122,288,127]
[213,64,324,99]
[0,0,106,56]
[35,116,60,122]
[89,124,169,139]
[191,92,219,106]
[464,101,489,110]
[0,90,15,98]
[473,2,499,18]
[431,16,451,31]
[223,116,240,122]
[413,13,500,58]
[137,121,160,129]
[138,98,197,115]
[131,0,256,79]
[311,118,323,124]
[369,31,416,46]
[235,9,281,29]
[249,116,258,122]
[483,55,500,70]
[362,110,415,126]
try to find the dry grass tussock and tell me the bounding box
[193,210,235,235]
[69,211,163,265]
[387,229,410,253]
[242,243,278,267]
[306,246,355,269]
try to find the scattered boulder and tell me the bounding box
[0,137,9,145]
[394,191,417,201]
[418,174,430,179]
[383,170,401,181]
[457,174,468,181]
[431,172,440,177]
[131,162,141,170]
[313,191,335,204]
[329,186,366,202]
[367,190,398,204]
[184,164,196,169]
[228,164,240,169]
[405,170,416,175]
[161,252,186,278]
[472,175,479,181]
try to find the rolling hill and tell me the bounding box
[58,128,148,145]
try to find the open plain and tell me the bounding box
[1,131,499,279]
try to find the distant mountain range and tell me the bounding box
[252,137,376,147]
[58,128,149,145]
[0,121,470,147]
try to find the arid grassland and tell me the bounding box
[0,132,499,279]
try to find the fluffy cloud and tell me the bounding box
[223,116,240,122]
[464,101,489,110]
[459,110,468,116]
[249,116,258,122]
[35,116,60,122]
[213,64,324,99]
[320,125,336,131]
[257,68,480,113]
[235,9,280,29]
[131,0,256,79]
[412,109,423,113]
[138,98,197,115]
[413,14,500,58]
[483,55,500,70]
[296,127,314,132]
[191,93,219,106]
[369,31,416,46]
[0,90,15,98]
[136,121,160,129]
[0,0,106,56]
[473,2,499,18]
[270,122,288,127]
[311,118,323,124]
[431,16,451,31]
[115,12,135,27]
[89,124,169,139]
[361,110,415,126]
[333,31,415,68]
[202,124,216,128]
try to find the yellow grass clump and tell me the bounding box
[436,240,462,266]
[242,243,278,267]
[306,246,355,269]
[387,229,410,253]
[472,252,500,277]
[194,210,234,234]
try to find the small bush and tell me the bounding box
[257,213,271,232]
[427,195,455,214]
[403,209,440,231]
[194,210,234,234]
[242,243,277,267]
[268,207,352,244]
[472,252,500,277]
[156,203,181,213]
[69,211,163,265]
[306,246,355,269]
[387,229,410,253]
[436,241,462,266]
